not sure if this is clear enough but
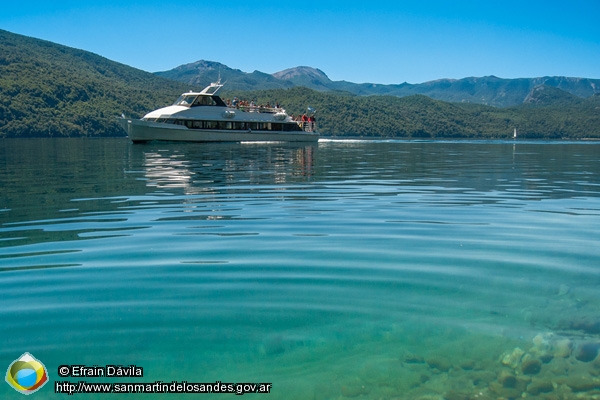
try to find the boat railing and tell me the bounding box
[301,122,317,132]
[236,105,283,114]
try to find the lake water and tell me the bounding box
[1,138,599,399]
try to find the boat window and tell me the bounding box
[187,95,227,107]
[173,95,197,107]
[211,96,227,107]
[192,96,215,106]
[168,119,304,131]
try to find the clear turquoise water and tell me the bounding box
[1,138,600,399]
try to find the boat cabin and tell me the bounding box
[173,93,227,107]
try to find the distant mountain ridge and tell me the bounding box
[156,61,600,107]
[156,60,294,91]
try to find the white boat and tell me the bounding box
[119,81,319,143]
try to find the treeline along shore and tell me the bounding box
[1,29,599,140]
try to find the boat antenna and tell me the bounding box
[209,71,222,87]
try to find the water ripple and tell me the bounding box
[1,139,600,399]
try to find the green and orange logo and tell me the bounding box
[5,353,49,395]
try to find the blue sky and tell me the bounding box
[2,1,599,84]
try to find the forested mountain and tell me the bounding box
[222,86,600,139]
[157,61,600,107]
[0,29,196,137]
[1,29,599,139]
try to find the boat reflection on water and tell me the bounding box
[137,142,317,194]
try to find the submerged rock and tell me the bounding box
[521,358,542,375]
[489,377,527,399]
[531,332,573,360]
[468,370,495,387]
[497,370,517,388]
[526,379,554,395]
[562,376,600,392]
[575,341,600,362]
[532,332,553,348]
[458,359,476,370]
[490,337,600,398]
[538,352,553,364]
[569,317,600,335]
[426,357,452,372]
[500,347,524,369]
[553,338,573,358]
[403,352,425,364]
[340,383,369,398]
[443,389,471,400]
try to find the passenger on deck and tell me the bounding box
[308,115,316,131]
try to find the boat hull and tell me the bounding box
[119,118,319,143]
